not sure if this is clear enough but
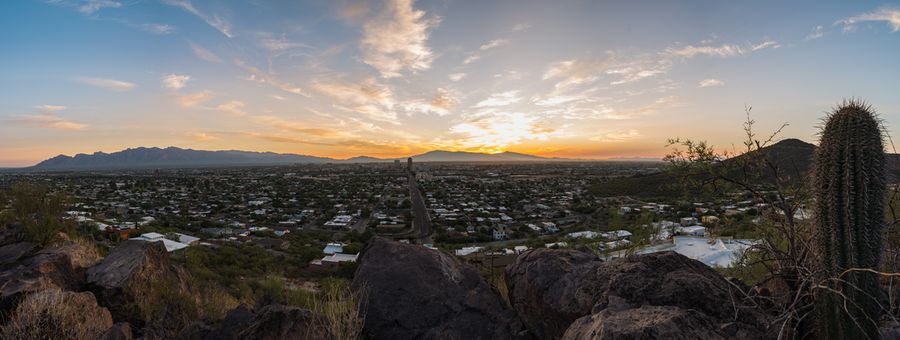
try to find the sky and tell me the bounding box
[2,0,900,167]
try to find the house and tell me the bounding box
[514,245,529,254]
[602,230,632,241]
[310,253,359,270]
[455,246,484,256]
[680,217,699,225]
[132,232,190,252]
[492,228,508,241]
[323,242,344,255]
[677,225,706,237]
[542,222,559,233]
[567,230,599,239]
[545,242,568,248]
[701,215,720,224]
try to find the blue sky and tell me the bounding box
[2,0,900,166]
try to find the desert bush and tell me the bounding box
[0,289,112,340]
[5,182,74,246]
[312,278,366,340]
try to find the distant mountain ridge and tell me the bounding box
[29,146,575,170]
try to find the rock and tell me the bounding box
[0,250,78,315]
[238,304,326,340]
[352,237,526,340]
[0,225,24,247]
[1,289,113,340]
[86,240,176,327]
[176,321,211,340]
[505,248,605,339]
[102,322,134,340]
[204,304,256,340]
[0,242,38,267]
[40,239,102,270]
[507,250,769,339]
[563,305,727,340]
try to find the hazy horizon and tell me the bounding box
[3,1,900,167]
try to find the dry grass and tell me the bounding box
[0,289,112,340]
[312,280,367,340]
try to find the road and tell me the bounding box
[408,173,434,243]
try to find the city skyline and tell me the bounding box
[3,0,900,167]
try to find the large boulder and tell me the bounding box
[505,249,605,339]
[352,237,527,340]
[507,250,769,339]
[101,322,133,340]
[203,304,325,340]
[0,289,113,340]
[238,304,326,339]
[0,242,38,267]
[0,250,79,315]
[86,240,177,327]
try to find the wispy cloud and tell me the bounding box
[590,129,640,142]
[313,76,397,122]
[236,59,308,96]
[141,23,175,35]
[666,38,779,58]
[399,88,457,116]
[8,105,87,130]
[79,77,136,91]
[698,78,724,87]
[258,32,314,53]
[360,0,438,78]
[47,0,122,15]
[448,112,555,152]
[174,91,214,107]
[805,25,825,41]
[448,73,466,82]
[186,132,216,142]
[188,41,222,63]
[162,74,191,90]
[162,0,233,38]
[511,23,531,32]
[217,100,247,116]
[253,115,343,137]
[838,7,900,32]
[474,90,521,108]
[479,39,508,51]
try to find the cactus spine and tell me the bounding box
[813,100,885,339]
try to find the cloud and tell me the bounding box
[805,25,825,41]
[335,0,370,19]
[253,115,343,137]
[448,73,466,81]
[188,41,222,63]
[590,130,640,142]
[270,94,286,101]
[174,91,214,107]
[312,76,397,122]
[8,114,87,130]
[141,23,175,35]
[543,53,670,91]
[162,74,191,90]
[838,7,900,32]
[462,54,481,65]
[474,90,521,108]
[448,112,555,151]
[511,23,531,32]
[258,32,314,53]
[217,100,247,116]
[236,59,308,96]
[36,105,67,112]
[79,77,136,91]
[47,0,122,14]
[479,39,508,51]
[399,88,457,116]
[186,132,216,141]
[162,0,233,38]
[698,78,724,87]
[665,38,779,58]
[360,0,439,78]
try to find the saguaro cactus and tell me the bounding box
[813,100,886,340]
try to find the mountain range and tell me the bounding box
[27,147,577,170]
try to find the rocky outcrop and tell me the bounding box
[0,242,38,267]
[507,250,769,340]
[238,304,326,339]
[101,322,133,340]
[0,289,113,340]
[0,250,79,315]
[202,304,324,340]
[505,249,605,339]
[352,237,526,340]
[86,240,175,327]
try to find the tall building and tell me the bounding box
[407,157,413,172]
